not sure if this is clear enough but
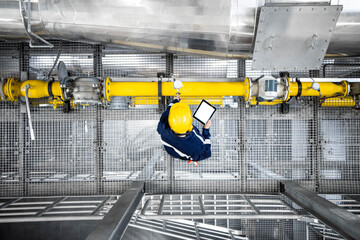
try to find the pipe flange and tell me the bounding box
[341,80,349,98]
[104,77,112,102]
[243,77,251,102]
[282,77,291,102]
[5,77,19,102]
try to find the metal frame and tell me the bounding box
[86,181,145,240]
[280,181,360,240]
[0,195,116,222]
[130,214,249,240]
[140,194,301,220]
[18,0,54,48]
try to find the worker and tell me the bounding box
[157,95,211,166]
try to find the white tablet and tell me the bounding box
[193,100,216,125]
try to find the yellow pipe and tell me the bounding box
[289,81,348,97]
[20,80,49,98]
[50,82,62,98]
[320,97,356,107]
[105,77,247,101]
[2,78,62,101]
[249,97,283,105]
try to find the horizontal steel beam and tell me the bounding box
[0,216,103,223]
[86,181,145,240]
[140,214,300,220]
[280,181,360,240]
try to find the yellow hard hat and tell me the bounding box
[168,102,193,134]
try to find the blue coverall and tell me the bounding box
[157,99,211,161]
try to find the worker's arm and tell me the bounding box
[191,123,211,161]
[157,99,179,134]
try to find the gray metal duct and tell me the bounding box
[0,0,359,58]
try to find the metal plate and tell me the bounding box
[252,5,342,71]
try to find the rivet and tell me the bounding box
[11,82,15,86]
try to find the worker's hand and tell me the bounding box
[203,120,211,129]
[174,95,181,101]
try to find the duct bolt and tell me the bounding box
[11,82,15,86]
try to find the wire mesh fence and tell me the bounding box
[0,40,359,198]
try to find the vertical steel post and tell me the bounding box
[93,45,103,78]
[93,45,104,194]
[309,70,321,192]
[238,59,246,192]
[94,105,104,194]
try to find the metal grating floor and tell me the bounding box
[0,41,360,197]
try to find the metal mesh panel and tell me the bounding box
[318,107,360,193]
[245,60,311,78]
[102,49,166,77]
[0,102,22,197]
[28,41,94,78]
[102,107,168,194]
[321,58,360,78]
[26,106,97,196]
[244,99,316,192]
[174,55,238,78]
[0,42,20,79]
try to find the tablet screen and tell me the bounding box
[193,100,216,125]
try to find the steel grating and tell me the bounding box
[0,40,360,199]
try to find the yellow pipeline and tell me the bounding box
[105,78,248,101]
[2,78,62,101]
[249,97,283,105]
[320,97,357,107]
[289,81,348,98]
